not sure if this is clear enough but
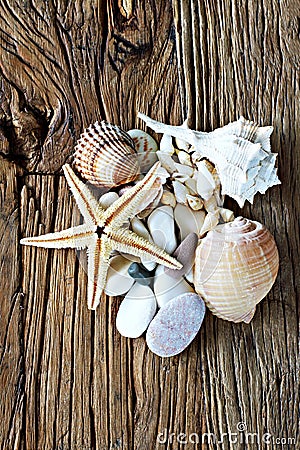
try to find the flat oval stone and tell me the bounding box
[164,232,198,279]
[148,206,177,254]
[104,255,135,296]
[154,265,193,308]
[174,204,206,241]
[99,191,119,209]
[116,283,157,338]
[146,293,206,357]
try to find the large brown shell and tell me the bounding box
[194,216,279,323]
[74,121,140,187]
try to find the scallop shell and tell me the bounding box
[194,217,279,323]
[138,113,280,207]
[74,121,140,187]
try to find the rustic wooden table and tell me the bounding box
[0,1,299,449]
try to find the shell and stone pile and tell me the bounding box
[73,115,280,357]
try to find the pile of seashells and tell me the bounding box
[73,114,280,357]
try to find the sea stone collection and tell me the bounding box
[20,114,280,357]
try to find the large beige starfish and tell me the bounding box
[21,162,182,310]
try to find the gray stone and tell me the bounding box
[165,232,198,279]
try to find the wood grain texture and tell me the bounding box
[0,1,299,449]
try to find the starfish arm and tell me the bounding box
[87,235,112,310]
[20,224,95,249]
[108,228,182,270]
[103,161,162,228]
[63,164,105,226]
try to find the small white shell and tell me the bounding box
[172,180,189,204]
[160,190,176,208]
[177,150,192,166]
[195,160,216,200]
[174,162,194,177]
[219,207,235,223]
[199,212,219,236]
[74,121,140,187]
[186,194,203,211]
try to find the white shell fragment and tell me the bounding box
[161,190,176,208]
[156,151,177,173]
[199,212,219,236]
[195,160,216,200]
[146,293,206,357]
[153,265,194,307]
[128,129,158,173]
[186,194,203,211]
[172,180,189,204]
[116,283,157,338]
[219,207,235,223]
[138,113,281,206]
[148,206,177,254]
[159,133,174,155]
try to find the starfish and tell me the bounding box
[21,162,182,310]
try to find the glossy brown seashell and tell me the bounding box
[194,217,279,323]
[74,121,140,187]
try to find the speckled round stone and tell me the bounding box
[146,293,206,357]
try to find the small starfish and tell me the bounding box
[21,162,182,310]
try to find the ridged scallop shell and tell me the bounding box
[194,217,279,323]
[74,121,140,187]
[138,113,280,207]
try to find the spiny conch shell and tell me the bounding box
[127,129,158,173]
[74,121,140,188]
[138,113,280,207]
[194,217,279,323]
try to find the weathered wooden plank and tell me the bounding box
[0,159,24,449]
